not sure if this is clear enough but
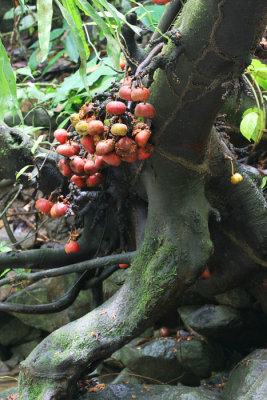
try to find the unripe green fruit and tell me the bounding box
[111,123,128,136]
[76,121,89,136]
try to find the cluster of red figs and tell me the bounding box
[35,76,156,253]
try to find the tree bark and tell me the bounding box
[6,0,267,398]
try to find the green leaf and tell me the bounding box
[0,38,20,122]
[31,135,44,154]
[55,0,89,92]
[65,32,79,63]
[16,165,34,180]
[19,14,37,31]
[240,110,264,142]
[261,176,267,190]
[131,4,164,31]
[0,269,11,278]
[250,59,267,79]
[41,49,65,76]
[0,241,12,254]
[62,0,89,59]
[36,0,53,62]
[248,59,267,90]
[76,0,121,69]
[15,66,33,79]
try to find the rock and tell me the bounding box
[223,349,267,400]
[0,314,31,346]
[0,384,223,400]
[175,335,225,380]
[8,275,93,332]
[11,339,41,360]
[76,383,223,400]
[0,360,9,374]
[215,288,253,309]
[0,346,7,361]
[112,337,183,383]
[112,368,144,384]
[112,336,225,385]
[5,354,21,370]
[177,305,244,340]
[42,217,73,242]
[4,109,55,130]
[249,271,267,316]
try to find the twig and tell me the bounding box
[0,265,119,314]
[135,42,165,78]
[2,213,21,250]
[0,251,136,287]
[0,184,23,219]
[7,217,49,247]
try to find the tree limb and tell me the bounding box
[0,251,136,287]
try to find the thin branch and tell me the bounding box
[0,184,23,219]
[0,265,119,314]
[150,0,185,42]
[0,251,136,287]
[2,213,21,250]
[135,42,165,78]
[7,217,49,248]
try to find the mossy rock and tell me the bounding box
[223,349,267,400]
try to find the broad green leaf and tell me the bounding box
[261,176,267,190]
[250,59,267,80]
[55,0,89,92]
[0,39,20,122]
[240,110,264,142]
[15,66,33,78]
[242,107,258,119]
[19,14,36,31]
[248,59,267,90]
[65,31,79,63]
[37,0,53,62]
[29,28,65,49]
[240,111,259,141]
[28,48,39,70]
[16,165,34,180]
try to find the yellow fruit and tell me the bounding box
[76,121,89,136]
[231,173,243,185]
[111,123,127,136]
[70,113,80,127]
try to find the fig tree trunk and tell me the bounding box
[4,0,267,398]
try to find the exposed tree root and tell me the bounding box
[19,155,213,399]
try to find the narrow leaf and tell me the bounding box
[36,0,53,62]
[16,165,34,180]
[76,0,121,68]
[31,135,44,154]
[41,49,65,76]
[0,39,20,122]
[55,0,89,92]
[62,0,89,59]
